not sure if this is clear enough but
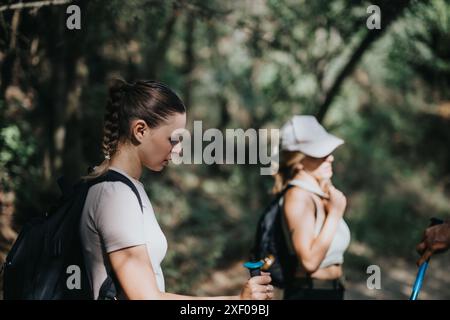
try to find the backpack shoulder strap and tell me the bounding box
[88,170,144,213]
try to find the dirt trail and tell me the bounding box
[191,253,450,300]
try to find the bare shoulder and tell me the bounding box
[284,187,314,205]
[283,187,315,218]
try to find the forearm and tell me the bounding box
[302,213,341,270]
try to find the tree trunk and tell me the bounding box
[182,13,195,109]
[316,0,412,123]
[147,5,179,78]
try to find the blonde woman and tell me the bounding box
[273,115,350,300]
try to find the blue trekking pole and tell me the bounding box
[409,217,444,300]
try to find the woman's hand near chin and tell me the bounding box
[324,185,347,218]
[320,179,332,196]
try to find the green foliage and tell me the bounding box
[0,100,36,191]
[1,0,450,296]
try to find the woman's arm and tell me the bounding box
[284,186,346,274]
[109,245,273,300]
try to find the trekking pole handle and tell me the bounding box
[243,261,264,277]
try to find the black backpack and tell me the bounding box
[250,185,297,288]
[1,170,143,300]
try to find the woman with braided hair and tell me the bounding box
[80,79,273,300]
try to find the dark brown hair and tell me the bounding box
[86,79,186,179]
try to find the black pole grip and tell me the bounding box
[249,268,261,277]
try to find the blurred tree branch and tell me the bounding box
[181,13,196,108]
[148,3,179,77]
[316,0,413,123]
[0,0,72,13]
[175,0,232,20]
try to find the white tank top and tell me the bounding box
[285,179,351,269]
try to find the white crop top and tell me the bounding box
[284,179,351,269]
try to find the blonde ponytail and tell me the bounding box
[271,151,306,194]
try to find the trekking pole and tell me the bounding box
[243,261,264,277]
[243,255,275,277]
[409,217,444,300]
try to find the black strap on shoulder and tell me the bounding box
[281,184,294,195]
[98,275,118,300]
[88,170,144,213]
[276,184,293,201]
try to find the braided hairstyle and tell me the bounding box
[102,81,124,160]
[85,79,186,179]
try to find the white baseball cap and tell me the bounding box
[280,115,344,157]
